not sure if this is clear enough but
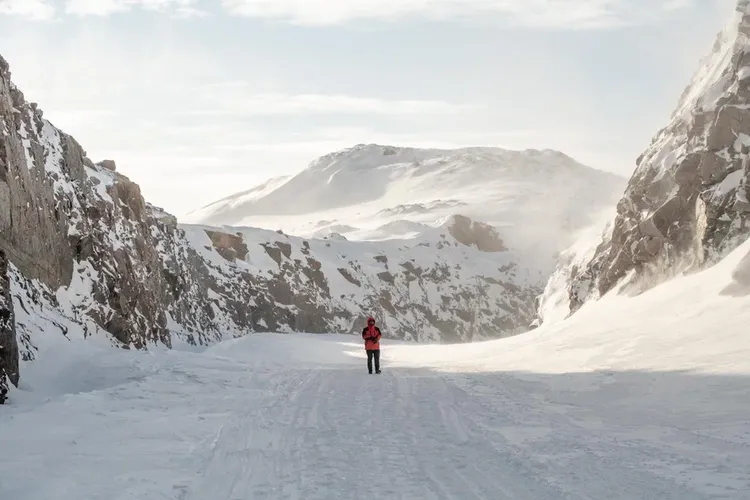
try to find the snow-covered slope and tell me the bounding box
[1,237,749,498]
[188,144,625,271]
[199,174,292,214]
[546,0,750,319]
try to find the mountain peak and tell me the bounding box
[306,143,422,173]
[190,143,622,222]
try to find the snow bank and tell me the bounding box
[388,236,750,374]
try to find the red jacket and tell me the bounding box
[362,325,381,350]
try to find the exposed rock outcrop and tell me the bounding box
[205,230,249,262]
[0,54,75,289]
[445,215,507,252]
[562,1,750,312]
[97,159,117,172]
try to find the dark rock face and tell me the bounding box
[446,215,507,252]
[564,2,750,311]
[0,56,75,289]
[0,250,17,404]
[205,230,249,262]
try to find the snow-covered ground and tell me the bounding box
[2,239,750,499]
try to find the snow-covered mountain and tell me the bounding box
[3,10,750,495]
[539,0,750,322]
[189,144,625,271]
[0,52,617,401]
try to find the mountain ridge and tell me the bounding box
[191,143,622,224]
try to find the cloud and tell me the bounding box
[65,0,125,16]
[185,90,471,116]
[0,0,55,20]
[219,0,701,28]
[64,0,204,17]
[2,0,703,26]
[0,0,207,18]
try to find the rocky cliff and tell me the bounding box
[0,53,545,401]
[553,0,750,315]
[0,250,16,404]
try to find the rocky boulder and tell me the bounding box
[205,230,249,262]
[97,159,117,172]
[445,215,507,252]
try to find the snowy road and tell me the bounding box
[2,331,749,500]
[187,367,572,500]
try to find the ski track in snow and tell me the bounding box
[1,346,749,499]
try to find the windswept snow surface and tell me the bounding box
[2,241,750,499]
[186,145,625,273]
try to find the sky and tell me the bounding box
[0,0,737,217]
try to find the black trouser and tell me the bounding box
[366,349,380,373]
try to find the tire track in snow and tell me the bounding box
[446,373,722,500]
[187,367,569,499]
[186,370,312,500]
[184,366,737,499]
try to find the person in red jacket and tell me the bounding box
[362,316,382,374]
